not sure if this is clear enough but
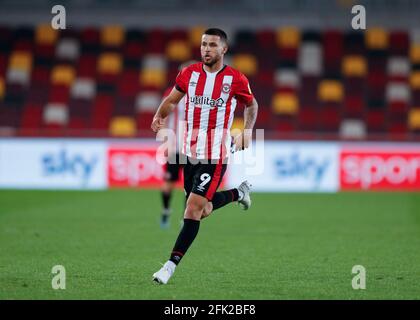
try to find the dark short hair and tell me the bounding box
[203,28,228,44]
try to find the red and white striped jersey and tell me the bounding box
[175,62,254,160]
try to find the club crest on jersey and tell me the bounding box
[222,83,231,93]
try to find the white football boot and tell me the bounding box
[237,180,252,210]
[152,261,176,284]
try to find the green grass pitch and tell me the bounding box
[1,189,419,299]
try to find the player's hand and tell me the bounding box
[232,131,252,152]
[151,115,165,132]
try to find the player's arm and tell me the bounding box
[151,87,185,132]
[233,97,259,151]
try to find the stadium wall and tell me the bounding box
[0,138,419,192]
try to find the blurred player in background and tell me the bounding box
[160,60,196,229]
[151,28,259,284]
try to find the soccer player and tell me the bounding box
[151,28,259,284]
[159,61,196,229]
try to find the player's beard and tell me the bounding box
[202,54,220,67]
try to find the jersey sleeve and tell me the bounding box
[234,73,254,106]
[175,67,190,93]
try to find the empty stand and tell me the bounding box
[0,25,419,140]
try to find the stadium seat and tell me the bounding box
[43,103,68,125]
[386,83,410,104]
[232,54,257,76]
[27,83,49,105]
[366,110,386,132]
[135,91,160,113]
[142,54,166,70]
[318,80,344,102]
[9,51,32,72]
[413,89,420,108]
[109,116,136,137]
[273,115,296,133]
[124,41,143,61]
[274,68,299,89]
[319,104,341,132]
[298,42,322,76]
[145,29,167,54]
[77,54,97,78]
[339,119,367,139]
[298,106,318,131]
[166,40,191,61]
[298,75,319,106]
[91,94,113,130]
[114,96,135,116]
[0,53,7,76]
[189,26,207,48]
[0,77,4,99]
[118,70,139,98]
[272,92,299,115]
[71,78,96,100]
[387,57,410,80]
[342,55,367,77]
[410,44,420,63]
[81,27,100,53]
[49,85,70,104]
[344,77,365,97]
[51,65,76,86]
[366,28,389,49]
[277,27,300,48]
[20,103,43,130]
[408,108,420,131]
[256,30,276,51]
[6,69,30,86]
[35,24,58,45]
[344,32,365,55]
[0,25,419,139]
[56,38,80,61]
[344,95,364,117]
[140,69,166,89]
[101,25,125,47]
[31,66,50,85]
[411,71,420,89]
[97,53,122,74]
[389,31,409,55]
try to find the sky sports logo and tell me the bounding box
[41,149,98,184]
[274,152,331,187]
[340,151,420,190]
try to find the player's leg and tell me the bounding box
[167,159,211,265]
[210,180,252,212]
[153,158,216,284]
[200,161,251,219]
[160,154,181,228]
[153,157,197,284]
[160,180,174,228]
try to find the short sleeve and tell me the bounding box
[235,73,254,105]
[175,67,189,93]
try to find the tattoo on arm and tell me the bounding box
[244,99,258,130]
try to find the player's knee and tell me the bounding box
[201,202,213,219]
[184,201,205,220]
